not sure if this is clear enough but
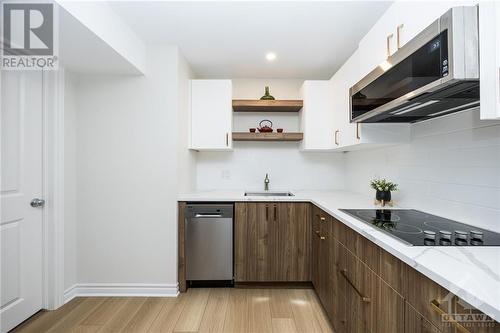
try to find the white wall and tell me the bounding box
[177,52,197,193]
[64,70,78,290]
[74,46,181,287]
[196,79,346,191]
[345,109,500,232]
[231,79,304,100]
[196,143,345,191]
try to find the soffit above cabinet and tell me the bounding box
[57,1,146,75]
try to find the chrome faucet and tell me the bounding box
[264,173,270,191]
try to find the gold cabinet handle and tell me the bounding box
[430,299,471,333]
[315,214,325,221]
[334,130,340,146]
[386,33,394,58]
[340,269,371,302]
[396,24,404,49]
[314,230,326,240]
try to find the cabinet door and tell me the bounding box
[190,80,232,150]
[479,1,500,120]
[234,202,275,281]
[454,298,500,333]
[406,303,443,333]
[358,5,400,77]
[311,206,323,290]
[338,245,375,333]
[317,214,332,312]
[331,49,357,149]
[374,279,405,333]
[331,239,348,333]
[406,268,454,333]
[378,247,408,297]
[300,81,336,150]
[277,203,311,281]
[394,2,459,49]
[235,203,310,282]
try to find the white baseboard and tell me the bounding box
[64,283,179,304]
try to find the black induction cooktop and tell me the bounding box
[339,209,500,246]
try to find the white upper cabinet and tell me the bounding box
[300,81,336,150]
[479,1,500,120]
[190,80,233,151]
[359,1,475,79]
[332,49,410,151]
[331,49,359,149]
[358,6,400,78]
[394,2,469,48]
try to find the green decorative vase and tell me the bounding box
[260,86,275,100]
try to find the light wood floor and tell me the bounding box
[11,288,334,333]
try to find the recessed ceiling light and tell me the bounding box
[266,52,277,61]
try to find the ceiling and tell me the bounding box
[109,1,392,79]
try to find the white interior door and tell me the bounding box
[1,71,44,333]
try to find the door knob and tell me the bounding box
[30,198,45,208]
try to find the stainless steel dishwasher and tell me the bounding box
[185,204,233,285]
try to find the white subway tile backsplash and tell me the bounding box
[427,183,500,209]
[196,142,345,191]
[345,109,500,232]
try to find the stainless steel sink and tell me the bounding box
[244,191,294,197]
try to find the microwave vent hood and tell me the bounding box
[350,6,479,123]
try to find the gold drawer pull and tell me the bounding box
[430,299,470,333]
[314,230,326,240]
[340,269,371,303]
[315,214,326,222]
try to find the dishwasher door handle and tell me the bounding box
[194,213,223,218]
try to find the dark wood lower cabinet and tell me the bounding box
[338,242,405,333]
[331,239,348,333]
[182,202,499,333]
[407,267,456,333]
[277,202,311,281]
[407,266,500,333]
[311,206,322,290]
[311,207,329,301]
[406,303,443,333]
[313,215,405,333]
[374,279,405,333]
[454,300,500,333]
[234,202,310,282]
[340,244,374,333]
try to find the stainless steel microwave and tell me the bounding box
[350,6,479,123]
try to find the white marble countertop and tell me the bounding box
[178,190,500,322]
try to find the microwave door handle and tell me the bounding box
[391,99,440,116]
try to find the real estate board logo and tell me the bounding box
[1,1,58,70]
[439,292,496,329]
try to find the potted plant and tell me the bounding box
[370,178,398,204]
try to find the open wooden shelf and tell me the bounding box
[232,132,303,142]
[232,100,303,112]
